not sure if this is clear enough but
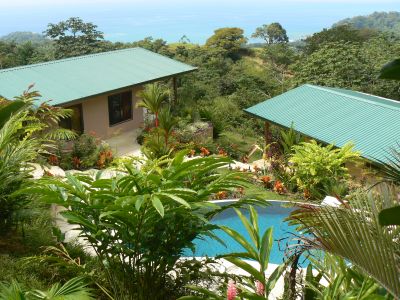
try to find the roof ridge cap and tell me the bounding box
[0,47,141,73]
[305,84,400,112]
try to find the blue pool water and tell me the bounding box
[184,201,298,264]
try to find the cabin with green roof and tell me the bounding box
[0,47,196,138]
[245,84,400,163]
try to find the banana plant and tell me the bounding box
[180,206,288,299]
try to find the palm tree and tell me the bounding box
[158,107,177,145]
[288,184,400,298]
[0,97,41,233]
[137,83,169,127]
[0,90,75,233]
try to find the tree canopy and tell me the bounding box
[205,27,247,56]
[44,17,104,58]
[252,22,289,44]
[302,24,377,54]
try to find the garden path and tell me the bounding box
[105,129,142,157]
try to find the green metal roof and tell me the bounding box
[245,84,400,162]
[0,47,197,105]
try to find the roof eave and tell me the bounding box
[55,67,197,107]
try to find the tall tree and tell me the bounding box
[251,22,289,44]
[205,27,247,56]
[303,24,377,54]
[44,17,104,58]
[293,36,400,100]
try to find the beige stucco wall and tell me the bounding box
[69,86,144,139]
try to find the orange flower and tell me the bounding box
[200,147,210,156]
[72,156,81,169]
[48,154,59,166]
[216,191,228,200]
[274,180,285,194]
[260,175,271,186]
[218,147,228,157]
[97,152,107,169]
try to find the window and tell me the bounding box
[108,91,132,126]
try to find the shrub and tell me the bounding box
[22,152,259,299]
[290,141,360,199]
[216,131,258,161]
[72,133,98,161]
[175,121,213,144]
[141,127,174,160]
[55,134,114,170]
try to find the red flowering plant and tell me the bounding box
[217,147,228,157]
[48,154,59,166]
[259,175,272,188]
[215,191,228,200]
[72,156,81,169]
[273,180,286,194]
[200,147,210,157]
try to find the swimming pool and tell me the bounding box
[184,200,298,264]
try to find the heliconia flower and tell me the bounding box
[227,279,237,300]
[255,280,265,296]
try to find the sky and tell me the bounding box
[0,0,399,43]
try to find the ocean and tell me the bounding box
[0,0,398,43]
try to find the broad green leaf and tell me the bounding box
[224,257,265,283]
[156,192,190,208]
[259,228,273,271]
[0,100,26,129]
[379,58,400,80]
[234,208,259,248]
[220,225,258,259]
[265,263,286,294]
[378,206,400,226]
[151,195,164,217]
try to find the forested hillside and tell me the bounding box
[334,11,400,33]
[0,16,399,143]
[0,31,48,44]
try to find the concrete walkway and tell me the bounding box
[105,129,142,157]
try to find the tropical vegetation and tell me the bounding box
[0,11,399,300]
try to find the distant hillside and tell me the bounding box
[334,11,400,33]
[0,31,48,44]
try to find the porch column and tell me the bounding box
[264,121,272,144]
[171,76,178,104]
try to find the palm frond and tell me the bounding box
[28,276,94,300]
[375,144,400,185]
[0,280,26,300]
[288,185,400,297]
